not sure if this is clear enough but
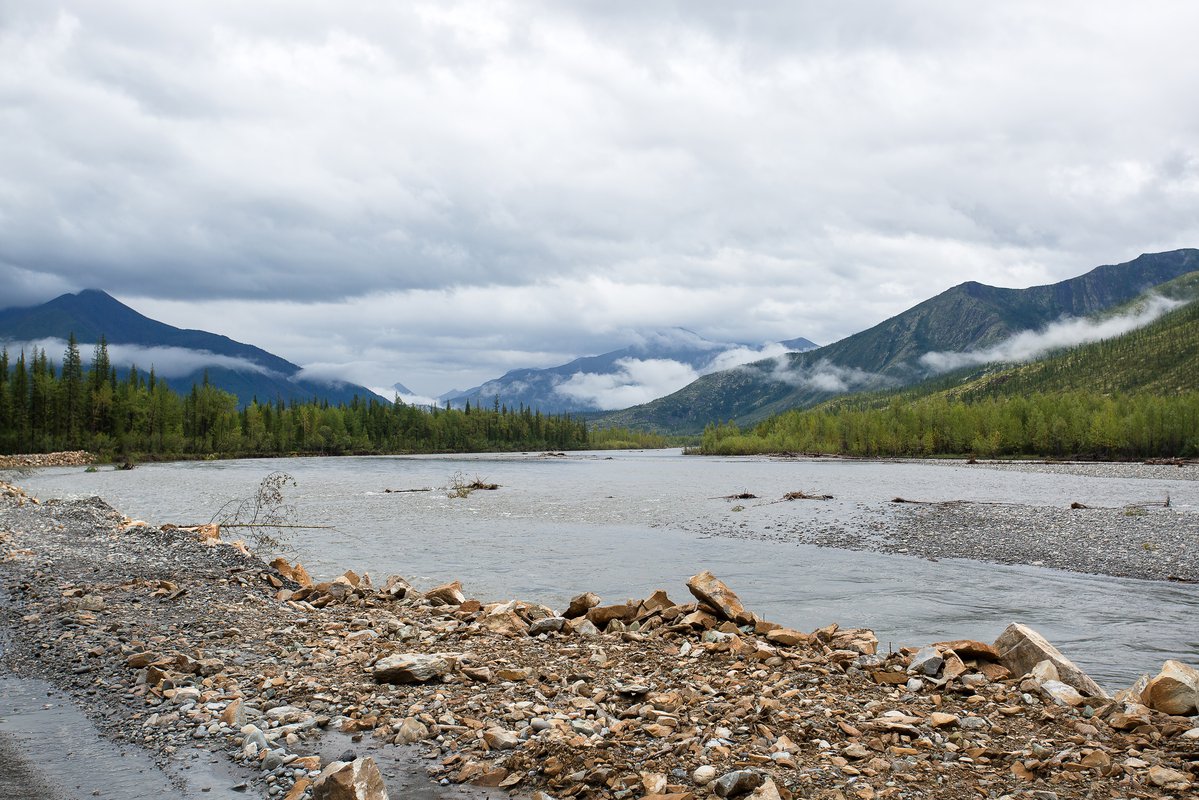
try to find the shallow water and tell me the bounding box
[0,659,249,799]
[19,450,1199,689]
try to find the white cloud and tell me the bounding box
[555,358,700,410]
[920,296,1184,373]
[0,337,274,378]
[766,357,895,393]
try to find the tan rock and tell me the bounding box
[686,571,754,626]
[929,712,959,728]
[765,627,807,646]
[1147,764,1191,788]
[993,622,1109,698]
[934,639,1000,661]
[426,580,465,605]
[586,603,632,628]
[312,757,389,800]
[221,698,244,727]
[1030,659,1060,684]
[394,717,428,744]
[564,591,600,618]
[1040,679,1085,707]
[1140,659,1199,715]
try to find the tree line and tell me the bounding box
[700,392,1199,459]
[0,337,594,458]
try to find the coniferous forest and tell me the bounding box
[0,337,604,459]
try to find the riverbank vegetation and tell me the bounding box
[701,392,1199,459]
[0,337,600,459]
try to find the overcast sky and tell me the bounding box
[3,1,1198,397]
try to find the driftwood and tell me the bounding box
[384,488,432,493]
[783,491,833,501]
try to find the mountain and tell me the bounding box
[602,249,1199,432]
[440,328,819,414]
[0,289,386,407]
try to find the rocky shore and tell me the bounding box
[1,480,1197,800]
[0,450,94,470]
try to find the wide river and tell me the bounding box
[18,450,1199,690]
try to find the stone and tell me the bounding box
[1040,680,1084,707]
[1030,659,1060,685]
[483,727,519,750]
[642,772,668,795]
[1140,659,1199,715]
[585,603,631,628]
[221,698,244,727]
[908,646,944,677]
[394,717,428,745]
[993,623,1109,698]
[686,571,754,626]
[380,575,411,599]
[929,712,958,728]
[1147,765,1191,788]
[79,595,105,612]
[567,617,600,637]
[713,770,764,798]
[829,628,878,655]
[1107,702,1153,730]
[563,591,600,618]
[312,757,389,800]
[765,627,807,646]
[745,780,782,800]
[933,639,1001,661]
[528,617,567,635]
[373,653,451,684]
[426,580,465,605]
[692,765,717,785]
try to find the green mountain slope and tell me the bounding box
[603,249,1199,432]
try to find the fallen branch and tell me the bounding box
[384,488,432,493]
[783,491,833,501]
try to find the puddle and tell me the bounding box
[0,671,255,799]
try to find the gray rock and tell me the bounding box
[908,646,944,677]
[713,770,764,798]
[373,653,451,684]
[528,617,567,636]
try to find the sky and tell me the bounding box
[3,1,1199,399]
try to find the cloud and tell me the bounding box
[555,358,700,410]
[3,2,1199,396]
[0,336,275,378]
[766,357,895,393]
[919,295,1184,373]
[702,343,792,374]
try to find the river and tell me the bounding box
[17,449,1199,690]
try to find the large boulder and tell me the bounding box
[563,591,601,618]
[312,757,389,800]
[993,623,1109,699]
[373,653,451,684]
[686,571,754,626]
[1141,660,1199,715]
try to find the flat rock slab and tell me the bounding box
[373,654,451,684]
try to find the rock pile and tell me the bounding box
[0,482,1196,800]
[0,450,94,469]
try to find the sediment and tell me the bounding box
[1,481,1197,799]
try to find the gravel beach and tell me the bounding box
[1,480,1197,799]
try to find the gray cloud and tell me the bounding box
[3,2,1199,395]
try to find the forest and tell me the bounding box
[0,337,612,458]
[701,392,1199,459]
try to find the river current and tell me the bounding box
[18,450,1199,690]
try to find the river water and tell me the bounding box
[17,450,1199,690]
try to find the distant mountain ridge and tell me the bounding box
[602,249,1199,432]
[440,328,819,414]
[0,290,386,407]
